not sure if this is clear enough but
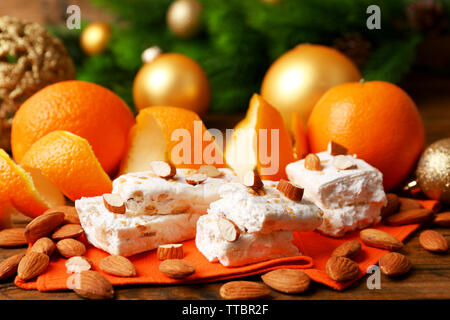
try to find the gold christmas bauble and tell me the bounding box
[260,44,361,128]
[133,53,210,115]
[80,22,111,55]
[167,0,203,38]
[416,138,450,204]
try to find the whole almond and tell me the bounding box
[243,169,264,192]
[261,269,310,294]
[304,153,321,171]
[0,228,27,247]
[29,237,55,256]
[25,211,65,243]
[433,212,450,227]
[199,165,222,178]
[398,197,423,212]
[159,259,195,279]
[103,193,126,214]
[185,173,207,185]
[70,270,114,300]
[328,141,348,156]
[217,217,240,242]
[157,244,184,260]
[0,253,25,280]
[331,240,361,259]
[419,230,448,253]
[150,160,176,179]
[56,238,86,258]
[379,252,412,276]
[99,255,137,277]
[360,229,404,251]
[384,209,434,226]
[276,179,304,202]
[66,256,92,273]
[326,256,360,282]
[44,206,80,225]
[51,224,84,240]
[381,193,400,219]
[17,252,49,280]
[220,281,271,300]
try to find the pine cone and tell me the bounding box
[332,33,372,68]
[407,0,446,31]
[0,16,75,151]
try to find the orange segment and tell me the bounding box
[119,106,225,174]
[225,93,295,181]
[20,131,112,201]
[291,110,309,160]
[0,149,65,218]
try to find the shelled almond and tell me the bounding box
[199,165,222,178]
[185,173,207,185]
[44,206,80,225]
[261,269,310,294]
[56,238,86,258]
[360,229,403,251]
[217,217,240,242]
[99,255,137,277]
[29,237,56,256]
[419,230,448,253]
[17,252,50,281]
[384,209,433,226]
[150,160,176,179]
[433,212,450,227]
[52,224,84,240]
[304,153,321,171]
[379,252,412,276]
[0,228,27,247]
[276,179,304,202]
[243,169,264,192]
[25,211,65,243]
[65,256,93,274]
[398,197,423,212]
[159,259,195,279]
[326,256,360,282]
[332,155,357,170]
[70,270,114,300]
[380,193,400,219]
[219,281,271,300]
[0,253,25,280]
[328,141,348,156]
[331,240,361,259]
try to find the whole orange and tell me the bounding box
[11,81,135,174]
[307,81,425,191]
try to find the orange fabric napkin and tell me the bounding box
[15,200,438,292]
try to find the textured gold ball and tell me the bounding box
[80,22,111,55]
[416,138,450,204]
[167,0,203,38]
[132,53,210,115]
[261,44,361,128]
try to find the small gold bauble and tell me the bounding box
[167,0,203,38]
[260,44,361,128]
[141,46,163,64]
[416,138,450,204]
[80,22,111,55]
[132,53,210,115]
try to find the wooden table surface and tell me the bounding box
[1,83,450,300]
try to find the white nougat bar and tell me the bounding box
[76,196,202,256]
[195,213,299,267]
[112,168,238,215]
[208,182,323,234]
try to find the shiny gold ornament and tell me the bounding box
[141,46,162,64]
[133,53,210,115]
[80,22,111,55]
[167,0,203,38]
[416,138,450,204]
[260,44,361,128]
[0,16,75,151]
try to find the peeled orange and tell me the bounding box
[225,93,295,181]
[20,131,112,201]
[11,80,135,174]
[307,81,425,190]
[119,106,224,174]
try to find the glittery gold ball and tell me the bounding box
[80,22,111,55]
[416,138,450,204]
[0,16,75,151]
[167,0,203,38]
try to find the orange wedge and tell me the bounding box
[0,149,65,218]
[20,131,112,201]
[225,94,295,181]
[119,106,225,174]
[291,110,309,160]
